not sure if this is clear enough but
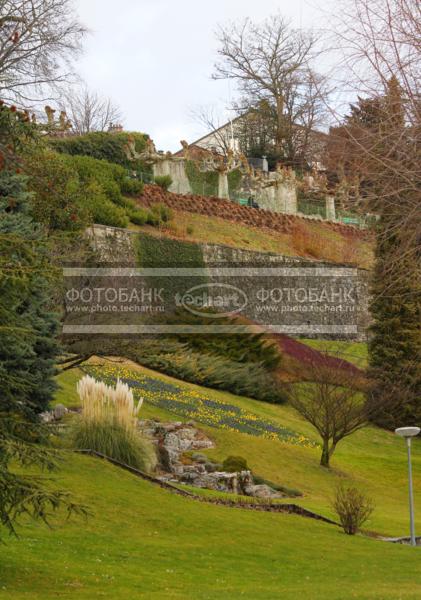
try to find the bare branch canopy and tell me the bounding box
[0,0,87,103]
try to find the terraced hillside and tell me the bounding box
[137,185,367,238]
[133,185,373,267]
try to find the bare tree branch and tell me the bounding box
[0,0,87,104]
[60,86,123,134]
[213,14,328,165]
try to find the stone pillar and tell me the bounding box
[325,195,336,221]
[262,156,269,172]
[218,172,229,199]
[153,159,170,179]
[153,159,192,195]
[285,185,297,215]
[276,184,297,214]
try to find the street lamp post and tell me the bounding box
[395,426,420,547]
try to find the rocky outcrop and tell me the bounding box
[138,419,287,499]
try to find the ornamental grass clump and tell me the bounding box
[72,375,156,472]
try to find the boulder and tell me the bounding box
[243,484,285,499]
[194,471,240,494]
[53,404,68,420]
[39,411,54,423]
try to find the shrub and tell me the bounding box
[174,314,281,370]
[186,225,194,235]
[127,205,174,227]
[150,202,173,224]
[25,149,90,232]
[121,197,137,211]
[222,456,248,472]
[63,154,126,204]
[61,155,149,227]
[85,181,129,228]
[121,177,143,196]
[72,375,156,471]
[50,131,149,169]
[332,484,374,535]
[130,347,286,404]
[154,175,173,190]
[128,207,149,226]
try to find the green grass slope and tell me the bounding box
[53,360,421,536]
[1,451,421,600]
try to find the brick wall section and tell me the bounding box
[136,185,370,240]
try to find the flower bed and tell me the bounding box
[83,365,317,448]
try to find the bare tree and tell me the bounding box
[190,104,234,156]
[213,14,326,162]
[327,0,420,250]
[61,87,123,134]
[288,357,374,467]
[0,0,86,103]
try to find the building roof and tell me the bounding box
[177,111,328,154]
[173,144,222,159]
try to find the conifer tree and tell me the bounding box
[367,78,421,427]
[0,103,59,416]
[0,103,88,537]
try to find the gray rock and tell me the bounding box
[180,470,200,483]
[53,404,68,420]
[188,471,242,494]
[40,411,54,423]
[243,484,285,499]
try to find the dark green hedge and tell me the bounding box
[136,232,206,308]
[50,131,150,172]
[66,337,286,404]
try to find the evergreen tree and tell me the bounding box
[368,224,421,427]
[367,78,421,427]
[0,103,59,416]
[0,104,88,539]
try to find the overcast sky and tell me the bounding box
[74,0,322,152]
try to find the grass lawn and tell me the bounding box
[300,339,369,368]
[52,358,421,536]
[4,353,420,599]
[1,451,421,600]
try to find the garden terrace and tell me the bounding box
[136,184,371,241]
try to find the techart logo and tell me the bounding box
[175,283,248,318]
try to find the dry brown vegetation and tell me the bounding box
[134,187,373,268]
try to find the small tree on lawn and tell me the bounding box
[332,484,374,535]
[288,356,375,467]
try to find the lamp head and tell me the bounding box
[395,426,421,438]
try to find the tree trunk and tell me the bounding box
[275,95,284,155]
[320,438,330,467]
